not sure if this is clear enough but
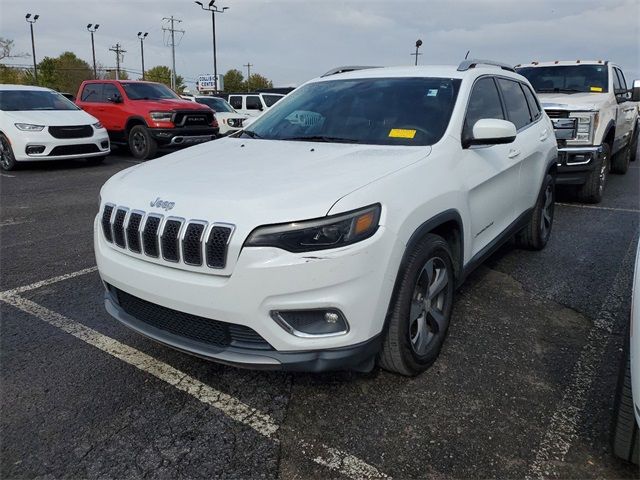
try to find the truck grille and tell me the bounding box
[110,285,272,350]
[101,204,233,270]
[49,125,93,139]
[173,110,214,127]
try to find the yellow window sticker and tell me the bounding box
[590,86,603,92]
[389,128,416,139]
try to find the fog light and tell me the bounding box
[271,309,349,337]
[25,145,45,155]
[101,140,109,149]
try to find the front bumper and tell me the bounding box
[94,217,400,371]
[11,129,110,162]
[555,145,604,185]
[149,127,219,146]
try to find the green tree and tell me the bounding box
[246,73,273,91]
[144,65,184,91]
[223,69,245,92]
[0,65,28,84]
[36,51,93,93]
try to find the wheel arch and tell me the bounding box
[602,120,616,148]
[125,116,148,135]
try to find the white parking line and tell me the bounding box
[526,239,636,479]
[0,173,16,178]
[1,266,98,296]
[556,202,640,213]
[0,268,390,479]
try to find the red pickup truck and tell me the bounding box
[76,80,219,160]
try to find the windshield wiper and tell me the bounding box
[282,135,359,144]
[241,130,262,139]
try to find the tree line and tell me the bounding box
[0,37,274,95]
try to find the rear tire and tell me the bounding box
[611,333,639,464]
[128,125,157,160]
[379,234,455,376]
[516,174,555,250]
[0,133,18,171]
[577,143,610,204]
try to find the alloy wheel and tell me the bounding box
[0,137,11,170]
[132,131,146,154]
[598,152,609,194]
[409,257,450,355]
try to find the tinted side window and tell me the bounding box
[102,84,120,102]
[614,68,630,101]
[497,78,531,130]
[464,77,504,138]
[612,69,622,91]
[81,84,102,102]
[246,96,262,110]
[522,84,541,121]
[229,96,242,109]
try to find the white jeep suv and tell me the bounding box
[95,60,557,375]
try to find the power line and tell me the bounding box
[162,16,184,90]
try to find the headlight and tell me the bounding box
[245,204,381,252]
[93,121,104,129]
[227,118,244,128]
[150,111,174,122]
[569,112,598,144]
[14,123,45,131]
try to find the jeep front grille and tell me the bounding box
[101,203,233,270]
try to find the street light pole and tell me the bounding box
[25,13,39,83]
[87,24,100,79]
[411,39,423,66]
[138,32,148,80]
[195,0,229,92]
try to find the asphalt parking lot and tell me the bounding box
[1,149,638,479]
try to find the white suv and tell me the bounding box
[95,60,557,375]
[227,92,285,117]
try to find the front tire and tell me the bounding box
[629,126,638,163]
[0,134,18,171]
[516,174,555,250]
[128,125,158,160]
[611,335,639,464]
[379,234,455,376]
[611,143,631,174]
[577,143,610,204]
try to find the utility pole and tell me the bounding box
[244,62,252,91]
[411,39,423,66]
[195,1,230,92]
[138,32,148,80]
[87,24,100,79]
[25,14,39,83]
[162,16,184,91]
[109,43,126,80]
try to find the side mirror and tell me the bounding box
[631,79,640,102]
[464,119,517,148]
[108,95,122,104]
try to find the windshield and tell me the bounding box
[195,97,234,112]
[0,90,80,111]
[244,77,461,146]
[121,82,180,100]
[263,94,284,107]
[516,65,609,93]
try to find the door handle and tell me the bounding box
[539,129,549,141]
[508,149,521,159]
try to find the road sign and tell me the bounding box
[197,74,224,93]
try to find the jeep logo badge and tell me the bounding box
[150,197,175,211]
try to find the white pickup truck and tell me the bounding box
[517,60,639,203]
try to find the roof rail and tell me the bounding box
[321,66,380,77]
[457,59,515,73]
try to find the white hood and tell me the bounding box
[102,137,429,227]
[538,92,609,112]
[4,109,99,126]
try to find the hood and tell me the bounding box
[5,109,99,126]
[133,98,211,112]
[538,92,609,111]
[102,137,429,227]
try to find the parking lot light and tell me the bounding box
[137,32,149,80]
[87,24,100,79]
[194,0,230,92]
[25,13,39,83]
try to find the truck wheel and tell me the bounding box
[611,144,631,174]
[128,125,158,160]
[516,174,555,250]
[0,134,17,171]
[577,143,610,204]
[611,333,639,464]
[379,234,454,376]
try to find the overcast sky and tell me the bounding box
[1,0,639,89]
